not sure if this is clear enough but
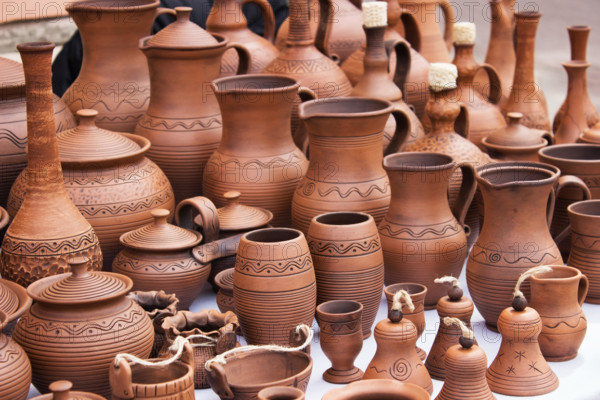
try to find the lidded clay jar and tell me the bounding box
[30,380,106,400]
[12,257,154,398]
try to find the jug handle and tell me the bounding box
[109,359,135,400]
[293,87,317,156]
[451,163,477,229]
[578,274,590,305]
[175,196,220,242]
[225,42,252,75]
[389,39,411,95]
[455,104,470,139]
[180,342,195,368]
[154,7,177,23]
[400,12,421,53]
[241,0,276,43]
[315,0,339,61]
[541,131,555,146]
[384,108,411,156]
[550,175,592,245]
[439,0,455,52]
[477,63,503,105]
[192,233,244,264]
[0,208,8,231]
[207,362,235,400]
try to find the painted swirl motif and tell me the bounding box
[390,358,412,381]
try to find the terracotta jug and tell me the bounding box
[484,0,515,103]
[292,98,409,234]
[307,212,384,339]
[530,265,588,361]
[207,0,278,74]
[202,75,309,227]
[0,43,103,288]
[234,228,316,345]
[500,11,550,131]
[466,162,590,330]
[135,7,250,203]
[379,152,476,308]
[7,109,175,270]
[62,0,174,132]
[31,380,106,400]
[553,26,600,132]
[258,387,305,400]
[13,257,154,397]
[0,57,75,208]
[322,379,430,400]
[398,0,455,62]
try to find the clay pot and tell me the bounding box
[466,162,590,330]
[7,109,175,270]
[215,268,235,313]
[500,11,550,131]
[553,26,600,133]
[135,7,250,203]
[258,386,305,400]
[203,75,309,227]
[61,0,174,132]
[13,257,154,397]
[207,349,312,400]
[529,265,588,361]
[31,380,106,400]
[484,0,515,103]
[160,310,239,389]
[1,43,102,287]
[234,228,316,345]
[292,98,410,234]
[207,0,278,75]
[0,56,75,207]
[0,276,30,336]
[307,212,384,339]
[110,342,195,400]
[316,300,364,384]
[322,379,430,400]
[384,283,427,360]
[112,209,208,309]
[380,153,476,308]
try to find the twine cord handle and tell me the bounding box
[443,317,473,340]
[392,290,415,312]
[513,266,553,298]
[435,276,460,287]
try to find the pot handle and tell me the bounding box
[192,233,244,264]
[207,362,235,400]
[399,12,421,53]
[225,42,252,75]
[578,274,590,306]
[175,196,220,243]
[109,359,134,400]
[389,39,411,95]
[478,63,503,105]
[452,163,477,227]
[0,208,9,231]
[315,0,339,61]
[241,0,276,43]
[154,7,177,23]
[551,175,592,245]
[439,0,455,52]
[541,131,555,146]
[293,87,317,156]
[455,104,470,139]
[384,108,411,156]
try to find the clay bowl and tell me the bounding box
[258,386,305,400]
[322,379,430,400]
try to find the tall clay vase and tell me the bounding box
[202,75,309,227]
[500,11,550,131]
[484,0,515,103]
[379,153,476,308]
[234,228,316,345]
[553,26,600,132]
[0,43,102,287]
[530,265,588,361]
[307,212,384,339]
[61,0,173,132]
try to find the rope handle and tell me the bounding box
[435,276,460,287]
[443,317,473,340]
[392,290,415,312]
[514,266,553,298]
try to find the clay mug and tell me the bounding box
[258,386,305,400]
[384,283,427,360]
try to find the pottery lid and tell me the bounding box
[0,57,26,98]
[145,7,218,49]
[120,209,203,251]
[212,192,273,231]
[581,123,600,144]
[485,112,547,146]
[29,380,106,400]
[27,257,133,305]
[0,281,19,319]
[214,268,234,291]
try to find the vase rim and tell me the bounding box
[313,212,372,227]
[568,199,600,218]
[67,0,160,12]
[299,97,393,120]
[212,74,300,94]
[243,227,302,244]
[383,152,454,171]
[530,265,581,281]
[316,299,363,317]
[538,143,600,163]
[476,161,559,189]
[384,282,427,297]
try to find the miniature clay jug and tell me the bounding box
[62,0,175,132]
[215,268,235,313]
[7,109,175,270]
[553,26,600,132]
[322,379,430,400]
[500,11,550,131]
[135,7,250,203]
[466,162,590,330]
[203,75,309,227]
[529,265,588,361]
[207,0,278,74]
[258,386,305,400]
[484,0,515,103]
[292,98,410,234]
[307,212,383,339]
[0,43,102,287]
[379,152,476,308]
[31,380,106,400]
[0,56,75,207]
[13,257,154,398]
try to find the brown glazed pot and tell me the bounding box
[234,228,316,345]
[466,162,590,330]
[258,386,304,400]
[207,0,278,75]
[202,75,309,227]
[307,212,384,339]
[13,257,154,398]
[215,268,235,313]
[31,380,106,400]
[530,265,588,361]
[316,300,364,384]
[61,0,174,132]
[0,57,75,208]
[484,0,515,103]
[135,7,250,203]
[292,98,409,235]
[553,26,600,133]
[7,109,175,270]
[500,11,550,131]
[322,379,430,400]
[379,153,476,308]
[0,43,102,287]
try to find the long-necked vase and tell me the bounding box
[484,0,515,103]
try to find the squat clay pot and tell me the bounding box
[30,380,105,400]
[258,387,304,400]
[322,379,430,400]
[484,0,515,103]
[307,212,384,339]
[215,268,235,313]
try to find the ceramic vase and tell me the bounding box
[484,0,515,103]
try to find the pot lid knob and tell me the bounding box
[49,380,73,399]
[68,256,90,279]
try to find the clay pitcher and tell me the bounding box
[529,265,588,361]
[62,0,175,132]
[0,42,103,287]
[484,0,515,103]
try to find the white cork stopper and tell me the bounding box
[453,22,476,45]
[362,1,387,28]
[428,63,458,92]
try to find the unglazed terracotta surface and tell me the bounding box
[30,380,106,400]
[322,379,430,400]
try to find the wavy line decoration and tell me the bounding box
[314,182,389,199]
[308,238,380,255]
[0,129,27,149]
[235,254,313,274]
[378,222,460,238]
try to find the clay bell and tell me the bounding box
[31,380,106,400]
